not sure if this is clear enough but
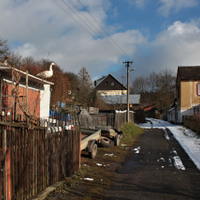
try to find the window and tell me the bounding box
[105,81,108,86]
[111,82,114,86]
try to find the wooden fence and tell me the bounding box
[0,121,80,200]
[114,111,134,131]
[91,113,114,127]
[184,115,200,134]
[80,110,134,131]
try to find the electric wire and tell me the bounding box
[77,0,130,60]
[67,0,129,60]
[53,0,121,58]
[60,0,123,58]
[53,0,129,60]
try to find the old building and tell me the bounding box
[0,61,54,121]
[94,74,127,96]
[170,66,200,123]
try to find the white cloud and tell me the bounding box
[1,0,200,84]
[0,0,147,77]
[0,0,114,74]
[113,20,200,83]
[134,0,149,8]
[158,0,198,17]
[128,0,149,8]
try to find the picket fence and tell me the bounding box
[0,121,80,200]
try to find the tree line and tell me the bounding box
[0,37,97,109]
[130,69,176,112]
[0,36,176,112]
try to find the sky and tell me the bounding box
[1,0,200,83]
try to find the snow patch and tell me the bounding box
[84,178,94,181]
[137,118,200,171]
[133,146,141,154]
[96,163,102,166]
[104,153,114,157]
[164,129,170,140]
[173,156,186,170]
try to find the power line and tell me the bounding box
[77,0,130,60]
[61,0,123,58]
[68,0,129,59]
[53,0,129,60]
[52,0,117,57]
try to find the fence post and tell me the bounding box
[3,129,7,200]
[79,131,81,170]
[3,129,11,200]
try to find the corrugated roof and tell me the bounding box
[177,66,200,80]
[101,94,140,104]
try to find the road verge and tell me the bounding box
[45,122,144,200]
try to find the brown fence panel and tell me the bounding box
[89,111,135,131]
[114,111,126,131]
[0,121,80,200]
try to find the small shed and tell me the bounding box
[0,62,54,121]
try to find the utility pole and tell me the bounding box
[123,61,133,123]
[121,76,126,94]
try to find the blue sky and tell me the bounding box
[0,0,200,83]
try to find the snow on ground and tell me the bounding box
[137,118,200,171]
[133,146,141,154]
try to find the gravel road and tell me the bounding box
[103,128,200,200]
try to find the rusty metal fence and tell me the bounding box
[0,121,80,200]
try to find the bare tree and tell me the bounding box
[77,66,93,107]
[0,37,10,57]
[132,69,176,112]
[155,69,176,111]
[64,72,79,100]
[7,52,22,68]
[147,72,159,92]
[130,76,148,94]
[157,69,176,93]
[22,56,35,66]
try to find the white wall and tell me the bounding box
[40,84,51,119]
[168,108,175,123]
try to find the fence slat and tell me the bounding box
[3,129,6,200]
[0,119,80,200]
[0,125,2,200]
[16,128,19,200]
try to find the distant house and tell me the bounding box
[94,74,127,96]
[169,66,200,123]
[0,61,54,120]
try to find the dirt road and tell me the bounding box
[103,128,200,200]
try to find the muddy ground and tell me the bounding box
[46,128,200,200]
[103,128,200,200]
